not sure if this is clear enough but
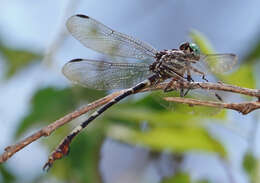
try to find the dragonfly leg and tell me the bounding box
[215,93,223,102]
[189,66,208,82]
[161,67,186,94]
[186,68,195,82]
[180,69,194,96]
[164,78,178,92]
[180,85,185,97]
[202,75,209,82]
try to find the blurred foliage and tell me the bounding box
[162,172,190,183]
[190,30,215,55]
[15,87,106,138]
[244,35,260,63]
[226,63,255,88]
[105,92,227,157]
[0,42,41,78]
[0,165,15,183]
[243,151,258,183]
[108,91,226,122]
[195,180,211,183]
[13,86,106,183]
[107,125,226,157]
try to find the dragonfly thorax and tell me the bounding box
[149,48,200,80]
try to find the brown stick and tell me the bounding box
[164,97,260,115]
[148,81,260,98]
[0,81,259,163]
[0,89,127,163]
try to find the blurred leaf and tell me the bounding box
[225,63,255,88]
[0,164,15,183]
[243,151,257,183]
[107,107,225,129]
[15,87,106,138]
[107,125,226,157]
[190,30,215,55]
[15,87,76,138]
[244,35,260,63]
[107,92,226,126]
[0,44,41,78]
[195,180,211,183]
[162,172,190,183]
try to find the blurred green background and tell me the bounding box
[0,1,260,183]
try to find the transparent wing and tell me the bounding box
[66,14,157,60]
[200,53,238,74]
[62,59,153,90]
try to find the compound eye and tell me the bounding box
[179,42,189,51]
[189,43,200,55]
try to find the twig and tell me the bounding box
[0,81,259,163]
[150,81,260,98]
[0,89,127,163]
[164,97,260,115]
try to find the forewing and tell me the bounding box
[66,14,157,60]
[62,59,153,90]
[200,54,237,74]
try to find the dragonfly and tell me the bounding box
[43,14,237,170]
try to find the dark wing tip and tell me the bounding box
[69,58,84,63]
[229,53,238,63]
[230,53,237,58]
[75,14,89,19]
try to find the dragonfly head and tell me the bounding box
[179,42,200,60]
[189,43,200,56]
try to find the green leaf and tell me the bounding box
[107,125,226,157]
[107,92,226,125]
[243,151,257,182]
[189,30,215,55]
[225,63,255,88]
[162,172,190,183]
[0,164,15,183]
[0,44,41,78]
[195,180,211,183]
[244,36,260,63]
[15,87,76,138]
[15,87,106,138]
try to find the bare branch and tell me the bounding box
[147,81,260,98]
[164,97,260,115]
[0,89,127,163]
[0,81,259,163]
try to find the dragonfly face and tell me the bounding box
[179,42,201,60]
